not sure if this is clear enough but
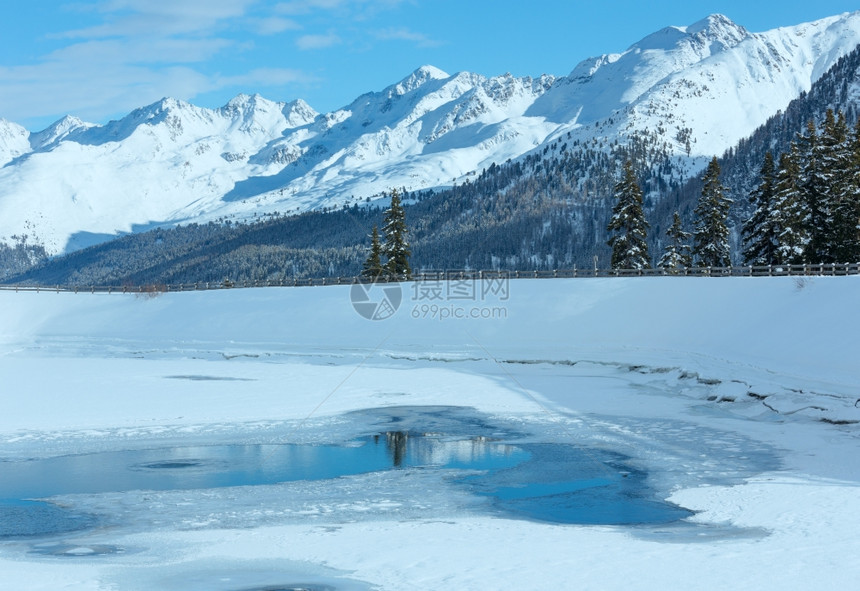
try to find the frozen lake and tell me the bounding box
[1,406,700,540]
[1,279,858,590]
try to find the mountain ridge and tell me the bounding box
[1,11,859,255]
[7,40,860,286]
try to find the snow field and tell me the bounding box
[1,276,858,590]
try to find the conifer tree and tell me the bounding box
[658,211,692,272]
[772,146,806,264]
[361,225,384,279]
[821,111,849,261]
[742,152,779,265]
[607,161,651,269]
[382,189,412,280]
[693,157,733,267]
[832,116,860,262]
[798,117,842,263]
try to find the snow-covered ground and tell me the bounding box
[1,276,859,590]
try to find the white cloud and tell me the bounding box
[0,0,411,127]
[0,0,319,128]
[46,37,233,65]
[217,68,316,88]
[0,61,212,127]
[253,17,302,35]
[0,57,315,129]
[60,0,258,38]
[276,0,405,19]
[296,32,342,50]
[375,27,442,48]
[275,0,348,16]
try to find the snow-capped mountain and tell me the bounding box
[0,120,31,167]
[1,11,859,255]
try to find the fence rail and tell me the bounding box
[1,263,858,294]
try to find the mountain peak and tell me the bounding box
[630,14,748,53]
[412,65,449,79]
[0,118,31,165]
[126,97,194,123]
[685,13,749,45]
[226,93,263,107]
[30,115,96,150]
[222,93,281,117]
[687,13,739,33]
[283,98,318,127]
[29,115,94,150]
[392,65,450,96]
[149,97,189,112]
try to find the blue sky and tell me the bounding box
[2,0,858,131]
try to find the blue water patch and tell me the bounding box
[0,434,528,537]
[0,435,526,502]
[0,407,697,537]
[463,444,692,525]
[0,499,96,538]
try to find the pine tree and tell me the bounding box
[382,189,412,280]
[742,152,779,265]
[832,116,860,262]
[607,161,651,269]
[361,225,384,279]
[798,117,838,263]
[692,157,733,267]
[772,146,806,264]
[658,211,692,272]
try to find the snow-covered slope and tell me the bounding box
[1,12,859,254]
[533,13,860,158]
[0,119,30,167]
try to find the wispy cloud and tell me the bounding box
[0,61,212,126]
[296,32,342,50]
[0,0,314,127]
[275,0,405,20]
[252,17,302,36]
[375,27,442,48]
[0,0,413,128]
[217,67,315,88]
[275,0,347,15]
[59,0,258,38]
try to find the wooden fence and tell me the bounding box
[1,263,858,294]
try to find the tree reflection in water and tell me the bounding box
[373,431,409,467]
